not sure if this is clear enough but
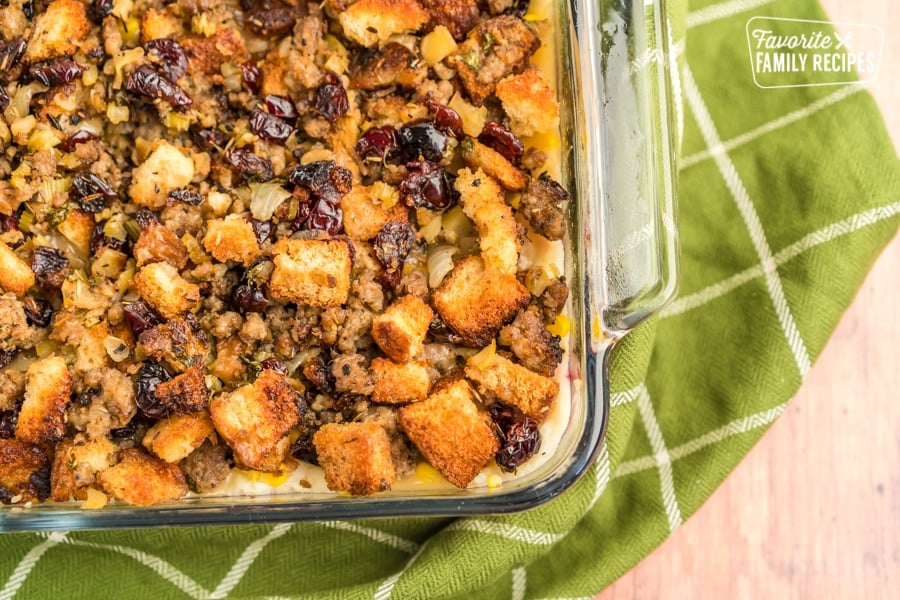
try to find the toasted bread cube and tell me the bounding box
[24,0,90,63]
[0,240,34,296]
[140,8,183,43]
[50,435,117,502]
[134,222,189,269]
[371,358,430,404]
[372,295,433,363]
[433,255,529,347]
[180,25,249,76]
[269,238,352,308]
[202,215,262,266]
[0,438,50,504]
[74,321,110,373]
[151,365,209,414]
[460,140,527,192]
[137,317,208,374]
[496,68,560,138]
[143,412,215,463]
[465,349,559,422]
[132,262,201,319]
[129,141,195,209]
[340,185,408,241]
[398,379,498,488]
[98,448,188,506]
[208,369,301,472]
[56,209,95,257]
[16,355,72,444]
[338,0,428,48]
[455,168,520,274]
[313,421,396,495]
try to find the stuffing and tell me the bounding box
[0,438,50,504]
[129,141,196,210]
[98,448,188,506]
[56,209,95,256]
[370,358,430,404]
[142,411,216,463]
[340,184,408,241]
[331,353,375,395]
[498,305,563,377]
[50,435,117,502]
[202,215,262,266]
[338,0,428,48]
[269,238,352,309]
[398,378,498,488]
[465,349,559,422]
[151,365,210,415]
[132,262,201,319]
[180,439,231,494]
[141,8,184,44]
[455,167,522,274]
[74,321,111,373]
[134,222,190,269]
[0,294,43,353]
[419,0,479,41]
[67,367,137,439]
[137,316,209,373]
[518,172,569,241]
[432,255,529,347]
[24,0,90,63]
[459,138,528,192]
[208,369,303,472]
[16,355,73,445]
[371,295,433,363]
[313,421,396,495]
[0,241,35,296]
[349,43,428,91]
[495,68,560,138]
[181,26,250,76]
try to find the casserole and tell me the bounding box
[0,0,677,530]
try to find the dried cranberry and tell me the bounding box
[0,37,26,80]
[290,431,318,465]
[288,160,352,204]
[126,64,193,111]
[241,62,262,94]
[71,171,117,213]
[312,71,349,123]
[135,207,158,229]
[505,0,531,18]
[431,104,464,138]
[0,87,9,112]
[22,0,33,19]
[399,121,447,162]
[30,465,51,501]
[110,419,138,442]
[144,39,189,81]
[489,403,541,472]
[427,315,464,344]
[123,300,164,336]
[302,358,334,394]
[478,122,524,165]
[168,188,203,205]
[0,410,17,439]
[249,107,293,143]
[226,148,274,182]
[400,161,457,211]
[29,60,86,87]
[355,126,401,161]
[59,130,99,153]
[232,283,269,313]
[88,0,113,22]
[373,221,414,287]
[89,222,130,254]
[135,362,172,419]
[30,246,69,289]
[0,349,18,370]
[242,0,297,37]
[1,213,19,233]
[194,127,229,150]
[260,357,287,374]
[246,216,274,244]
[264,94,298,120]
[304,200,343,235]
[22,296,53,328]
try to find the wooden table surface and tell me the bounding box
[599,2,899,598]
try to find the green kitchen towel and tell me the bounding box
[1,0,898,597]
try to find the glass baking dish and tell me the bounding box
[0,0,677,531]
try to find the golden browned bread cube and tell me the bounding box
[269,238,352,309]
[460,140,528,192]
[371,358,430,404]
[398,378,498,488]
[202,215,262,266]
[128,141,196,210]
[0,240,35,296]
[151,365,210,415]
[465,349,559,422]
[372,295,434,363]
[0,438,50,504]
[455,168,521,274]
[137,317,208,374]
[340,185,408,241]
[142,412,215,463]
[50,435,117,502]
[132,262,201,319]
[338,0,428,48]
[56,209,94,256]
[181,26,249,76]
[208,369,301,472]
[24,0,90,63]
[432,255,529,347]
[74,321,110,373]
[313,421,396,495]
[16,355,72,444]
[98,448,188,506]
[140,8,183,44]
[496,68,560,138]
[134,222,189,269]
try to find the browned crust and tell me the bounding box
[137,316,209,374]
[0,241,35,296]
[313,421,396,495]
[132,262,201,319]
[340,185,408,241]
[98,448,188,506]
[50,435,117,502]
[0,438,50,504]
[460,139,528,192]
[398,379,498,488]
[420,0,480,41]
[134,222,189,269]
[269,238,352,309]
[142,411,216,463]
[152,365,210,415]
[16,355,72,444]
[371,358,430,404]
[465,351,559,422]
[495,68,560,138]
[181,27,249,77]
[24,0,91,63]
[371,295,434,363]
[202,216,262,266]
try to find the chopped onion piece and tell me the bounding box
[249,182,291,222]
[104,335,130,362]
[427,244,458,288]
